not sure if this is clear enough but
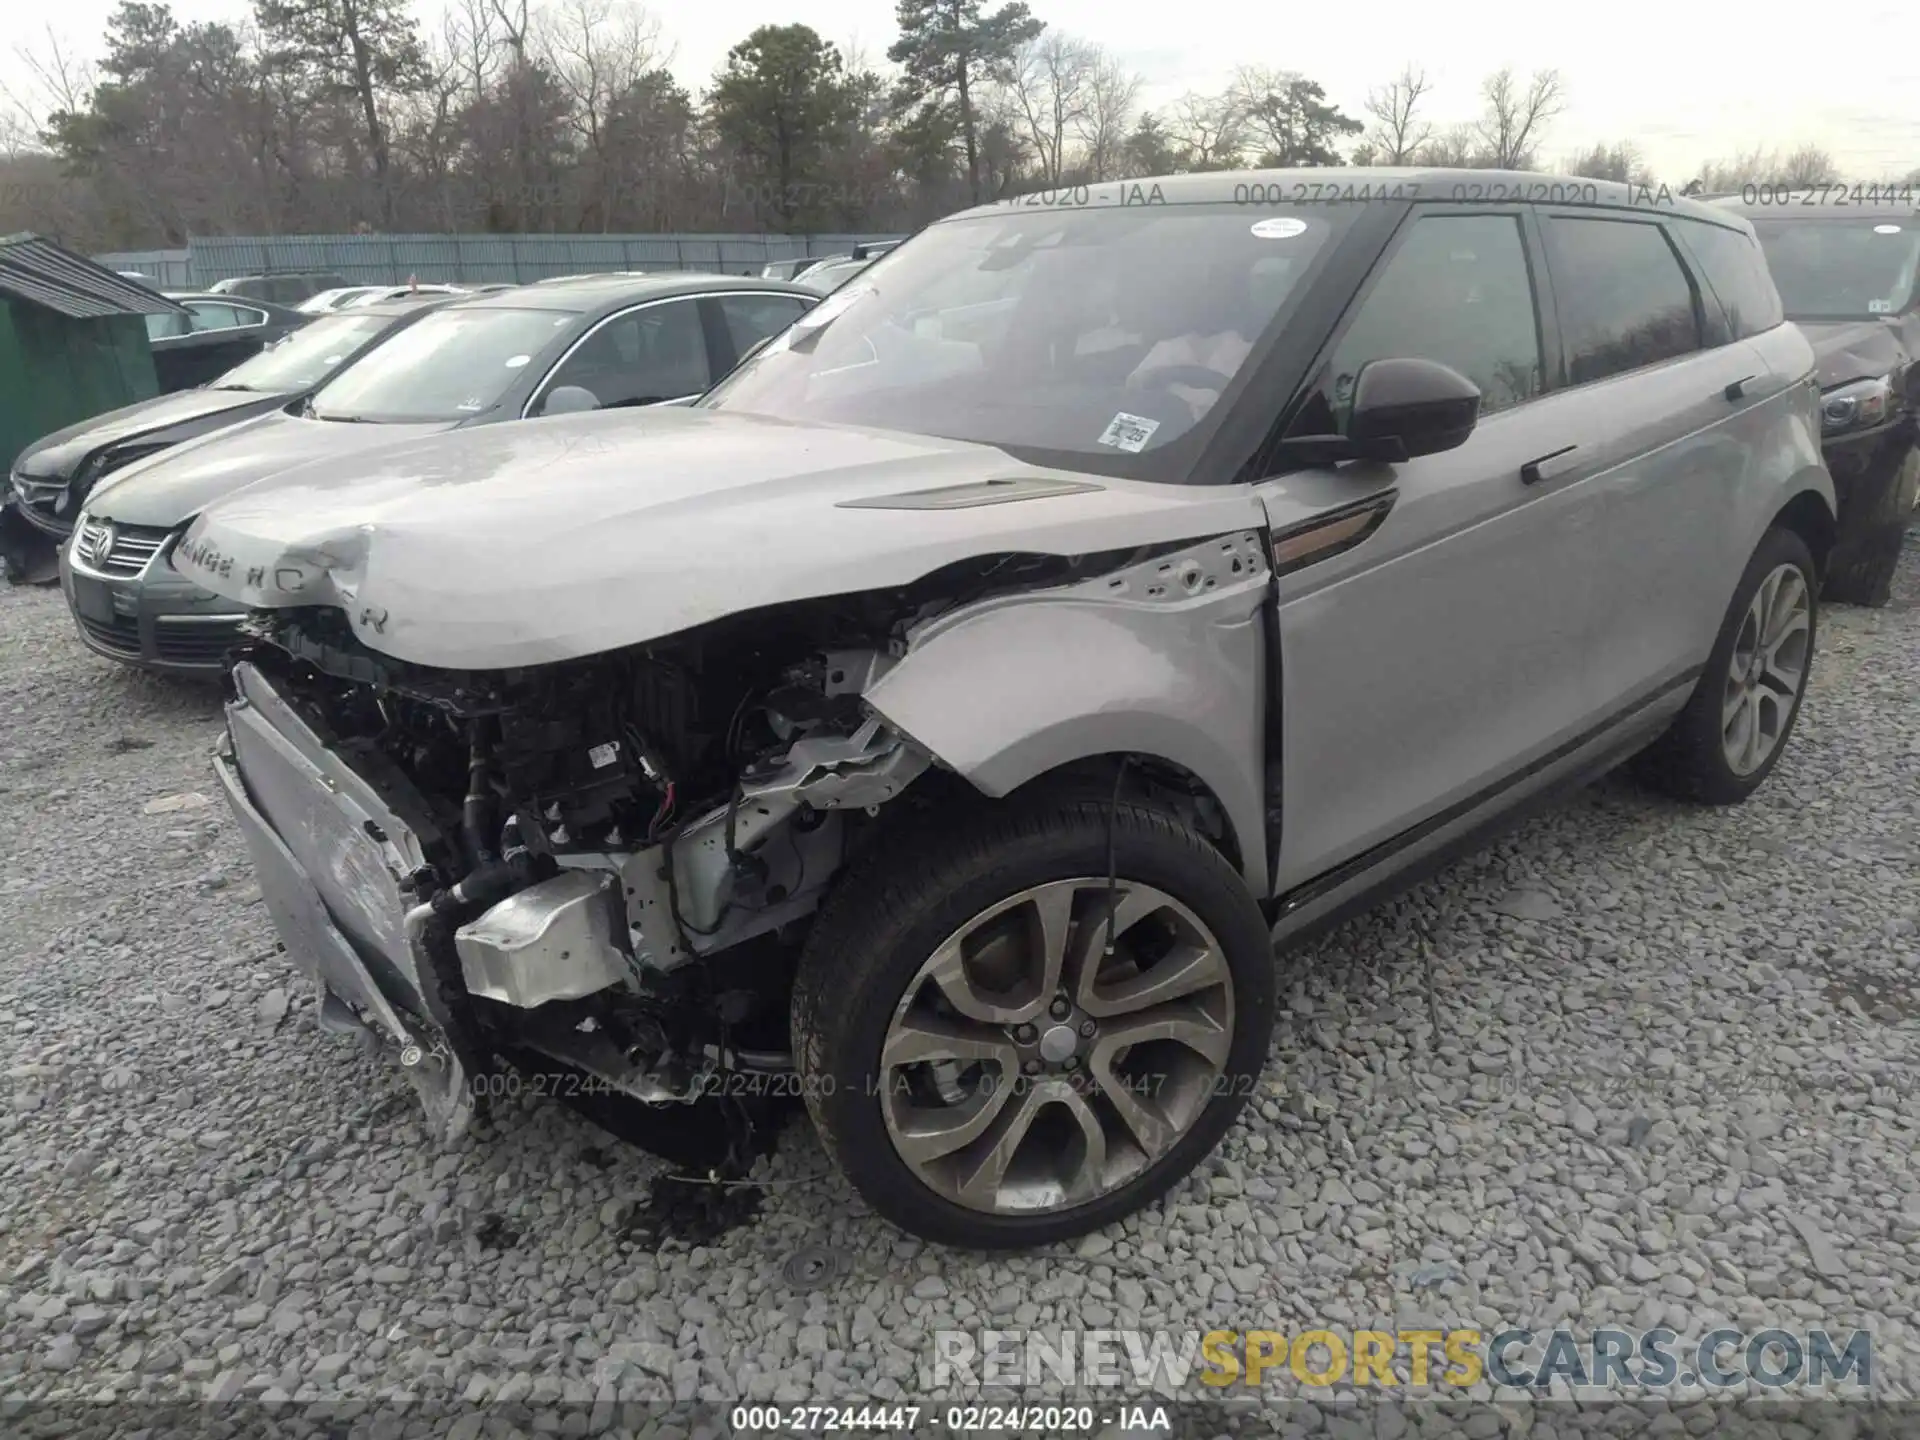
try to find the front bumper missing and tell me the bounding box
[215,662,476,1137]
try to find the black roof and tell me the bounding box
[456,272,819,312]
[0,234,187,319]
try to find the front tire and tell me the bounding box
[1635,525,1817,805]
[790,794,1275,1249]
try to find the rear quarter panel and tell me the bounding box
[1732,323,1834,574]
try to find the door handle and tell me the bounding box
[1520,445,1580,486]
[1724,375,1758,402]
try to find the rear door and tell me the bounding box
[1253,206,1616,892]
[1531,210,1766,695]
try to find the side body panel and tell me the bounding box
[863,531,1275,889]
[1256,398,1616,894]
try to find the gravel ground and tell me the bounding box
[2,534,1917,1435]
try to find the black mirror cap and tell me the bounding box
[1348,357,1481,460]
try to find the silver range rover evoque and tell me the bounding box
[174,168,1834,1249]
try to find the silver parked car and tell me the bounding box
[64,275,816,676]
[177,169,1832,1248]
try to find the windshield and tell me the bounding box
[213,312,397,392]
[308,306,580,422]
[1751,219,1920,320]
[700,202,1348,477]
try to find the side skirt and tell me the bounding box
[1267,668,1700,948]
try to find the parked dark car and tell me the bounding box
[10,298,446,551]
[761,257,821,281]
[296,286,385,314]
[64,273,818,675]
[342,284,470,307]
[1715,193,1920,605]
[798,257,878,295]
[147,295,310,393]
[207,272,349,306]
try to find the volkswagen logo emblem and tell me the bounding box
[82,522,113,568]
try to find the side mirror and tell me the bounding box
[1347,357,1481,460]
[538,385,600,417]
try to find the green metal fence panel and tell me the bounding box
[170,233,906,287]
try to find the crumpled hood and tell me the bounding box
[13,387,283,483]
[176,407,1267,670]
[1800,319,1911,391]
[88,409,453,529]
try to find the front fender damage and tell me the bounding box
[863,530,1274,888]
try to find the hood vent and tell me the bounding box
[837,476,1104,511]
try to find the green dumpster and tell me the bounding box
[0,233,184,581]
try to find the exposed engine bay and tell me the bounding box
[219,548,1173,1167]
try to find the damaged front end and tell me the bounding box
[215,597,934,1157]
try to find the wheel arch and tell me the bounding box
[1770,483,1838,582]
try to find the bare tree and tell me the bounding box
[543,0,669,228]
[1005,32,1098,185]
[1162,89,1243,171]
[1073,46,1139,182]
[1696,147,1774,192]
[443,0,506,105]
[1776,144,1839,187]
[1363,64,1432,165]
[1419,122,1481,168]
[1566,139,1651,185]
[6,26,96,137]
[1475,67,1563,170]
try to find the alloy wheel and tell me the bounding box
[1721,561,1812,776]
[878,877,1234,1216]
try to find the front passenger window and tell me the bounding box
[1319,214,1543,429]
[539,300,711,412]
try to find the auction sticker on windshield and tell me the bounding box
[1251,217,1308,240]
[1098,412,1160,453]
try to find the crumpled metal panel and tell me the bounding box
[225,661,430,999]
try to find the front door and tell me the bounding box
[1253,207,1615,894]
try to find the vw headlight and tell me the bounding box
[1820,375,1894,434]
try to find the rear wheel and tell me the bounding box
[790,794,1275,1249]
[1635,526,1817,804]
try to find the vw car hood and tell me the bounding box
[14,387,284,481]
[1799,318,1913,390]
[177,407,1270,670]
[87,409,455,529]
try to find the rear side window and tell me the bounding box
[1673,220,1784,339]
[1542,217,1702,385]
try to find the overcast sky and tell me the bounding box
[6,0,1915,184]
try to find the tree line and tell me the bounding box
[0,0,1905,252]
